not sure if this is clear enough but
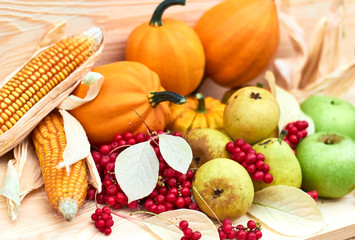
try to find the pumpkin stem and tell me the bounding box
[149,0,186,27]
[278,129,288,144]
[148,91,186,107]
[195,93,207,113]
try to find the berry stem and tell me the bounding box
[278,129,288,144]
[111,211,142,223]
[130,107,153,134]
[192,186,222,226]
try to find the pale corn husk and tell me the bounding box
[0,24,104,220]
[0,23,104,157]
[274,0,355,103]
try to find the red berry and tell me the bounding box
[102,206,111,214]
[223,218,232,226]
[149,204,157,213]
[101,213,110,221]
[289,126,298,134]
[226,142,235,153]
[164,168,176,178]
[263,173,273,184]
[114,134,123,142]
[115,192,125,203]
[236,229,247,240]
[222,224,233,233]
[302,129,308,138]
[173,131,183,137]
[98,227,105,233]
[135,132,146,143]
[148,189,158,199]
[91,213,98,221]
[158,186,168,195]
[247,231,256,240]
[188,202,198,210]
[100,145,111,155]
[103,179,113,188]
[255,230,262,239]
[182,181,192,189]
[263,164,270,173]
[144,199,155,210]
[241,161,248,168]
[245,153,257,164]
[184,228,193,238]
[105,162,115,172]
[87,188,96,200]
[253,171,264,181]
[296,131,304,139]
[156,204,167,214]
[186,170,194,179]
[219,229,227,240]
[246,164,256,174]
[95,208,103,216]
[167,177,177,187]
[256,153,265,161]
[235,138,246,147]
[100,156,110,167]
[288,134,298,144]
[123,132,133,140]
[184,197,192,207]
[95,219,105,228]
[169,187,179,195]
[96,193,105,204]
[106,196,116,206]
[104,227,112,235]
[247,220,256,229]
[175,197,185,208]
[105,219,114,228]
[180,187,191,197]
[156,194,166,204]
[106,184,118,196]
[165,202,174,211]
[255,160,265,170]
[192,231,202,240]
[111,202,121,210]
[127,138,136,145]
[92,151,102,163]
[235,151,246,162]
[241,143,252,152]
[227,230,236,239]
[232,147,241,155]
[179,220,189,230]
[178,174,187,183]
[128,201,138,209]
[181,237,189,240]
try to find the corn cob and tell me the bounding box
[32,111,88,221]
[0,29,102,135]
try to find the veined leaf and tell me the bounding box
[142,209,219,240]
[159,134,192,174]
[115,141,159,203]
[248,185,326,237]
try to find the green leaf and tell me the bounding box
[159,134,192,174]
[115,141,159,203]
[142,209,219,240]
[248,185,326,237]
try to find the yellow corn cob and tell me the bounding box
[0,29,102,135]
[32,111,88,221]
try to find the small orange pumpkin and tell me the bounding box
[125,0,205,96]
[69,61,186,147]
[194,0,279,88]
[167,93,225,135]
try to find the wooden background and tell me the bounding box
[0,0,355,239]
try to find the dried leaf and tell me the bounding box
[36,21,67,50]
[159,134,192,174]
[142,209,219,240]
[115,141,159,203]
[276,85,300,130]
[248,185,326,237]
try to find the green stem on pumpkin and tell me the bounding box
[278,129,288,144]
[148,91,186,108]
[149,0,186,27]
[195,93,207,113]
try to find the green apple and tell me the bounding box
[186,128,231,168]
[252,135,302,191]
[296,132,355,198]
[224,86,280,144]
[192,158,254,220]
[301,95,355,140]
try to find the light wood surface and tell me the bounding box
[1,0,355,239]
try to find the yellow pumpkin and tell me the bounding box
[167,93,225,135]
[194,0,279,87]
[69,61,186,147]
[125,0,205,96]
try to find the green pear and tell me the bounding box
[192,158,254,220]
[301,95,355,140]
[224,86,280,144]
[252,135,302,191]
[296,132,355,198]
[186,128,230,168]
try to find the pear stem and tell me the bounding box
[278,129,288,144]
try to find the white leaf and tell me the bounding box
[142,209,219,240]
[57,110,91,174]
[159,134,192,174]
[276,85,301,131]
[248,185,326,237]
[115,141,159,203]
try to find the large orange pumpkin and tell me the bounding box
[125,0,205,96]
[194,0,279,87]
[69,61,186,147]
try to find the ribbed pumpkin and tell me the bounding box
[125,0,205,96]
[69,61,186,147]
[167,93,225,135]
[194,0,279,87]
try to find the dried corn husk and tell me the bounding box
[0,22,104,157]
[274,0,355,103]
[0,23,104,221]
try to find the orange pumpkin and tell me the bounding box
[125,0,205,96]
[194,0,279,87]
[69,61,186,147]
[167,93,225,135]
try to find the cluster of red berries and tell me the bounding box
[283,120,309,153]
[226,139,273,184]
[218,219,262,240]
[179,220,202,240]
[143,131,198,213]
[91,206,114,235]
[87,131,199,227]
[307,190,319,201]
